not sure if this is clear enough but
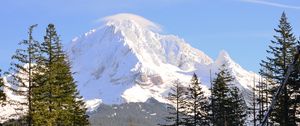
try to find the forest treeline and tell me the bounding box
[159,12,300,126]
[159,65,247,126]
[0,12,300,126]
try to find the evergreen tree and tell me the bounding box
[70,92,90,126]
[160,80,187,126]
[256,77,264,124]
[229,87,247,125]
[249,77,257,126]
[185,73,210,126]
[209,70,215,125]
[260,12,299,125]
[0,69,6,104]
[7,24,39,126]
[211,65,246,126]
[291,52,300,124]
[32,24,89,126]
[211,65,233,126]
[256,71,272,125]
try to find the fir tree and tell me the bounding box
[185,73,210,126]
[70,92,90,126]
[160,80,187,126]
[32,24,89,126]
[260,12,299,125]
[249,77,257,126]
[31,23,61,125]
[211,65,233,126]
[228,87,247,125]
[211,65,246,126]
[7,24,39,126]
[0,69,6,105]
[256,77,264,124]
[256,71,272,125]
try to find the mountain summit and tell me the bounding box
[68,13,258,105]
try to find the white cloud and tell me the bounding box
[95,13,162,32]
[241,0,300,10]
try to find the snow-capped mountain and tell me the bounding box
[69,13,259,106]
[0,13,259,123]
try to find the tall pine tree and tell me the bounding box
[160,80,187,126]
[257,70,272,125]
[260,12,299,125]
[211,65,246,126]
[185,73,210,126]
[228,87,247,125]
[7,24,39,126]
[32,24,89,126]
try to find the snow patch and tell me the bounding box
[85,99,102,112]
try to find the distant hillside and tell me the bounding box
[89,98,169,126]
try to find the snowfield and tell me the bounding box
[69,13,259,105]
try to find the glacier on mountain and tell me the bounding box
[69,13,259,106]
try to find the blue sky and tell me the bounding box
[1,0,300,73]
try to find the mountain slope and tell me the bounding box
[69,13,259,106]
[88,98,169,126]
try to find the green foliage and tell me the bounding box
[4,24,89,126]
[7,24,39,125]
[185,73,210,126]
[32,24,89,126]
[160,74,210,126]
[260,12,300,125]
[0,69,6,104]
[228,87,247,125]
[211,65,246,126]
